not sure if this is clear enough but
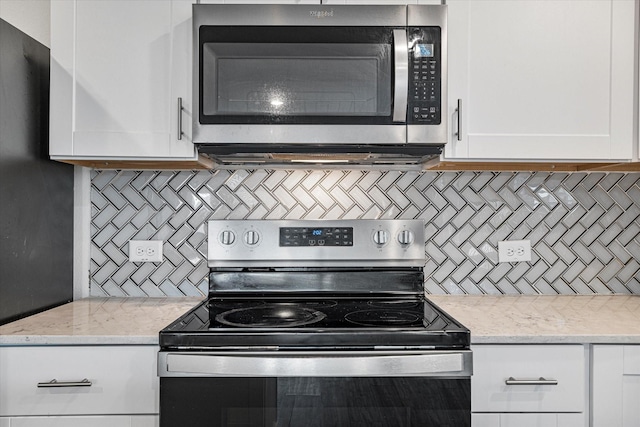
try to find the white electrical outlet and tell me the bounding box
[498,240,532,263]
[129,240,163,262]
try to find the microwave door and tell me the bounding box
[195,26,407,145]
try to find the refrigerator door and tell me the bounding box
[0,19,73,325]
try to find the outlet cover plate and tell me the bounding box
[498,240,532,263]
[129,240,163,262]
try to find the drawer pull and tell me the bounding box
[37,378,92,388]
[505,377,558,386]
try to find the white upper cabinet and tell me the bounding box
[171,0,193,148]
[446,0,636,161]
[50,0,197,161]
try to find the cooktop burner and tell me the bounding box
[344,309,421,327]
[216,304,327,328]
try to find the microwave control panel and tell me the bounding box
[408,27,441,125]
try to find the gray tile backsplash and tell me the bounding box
[90,170,640,296]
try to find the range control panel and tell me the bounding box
[408,26,441,125]
[280,227,354,247]
[207,219,425,267]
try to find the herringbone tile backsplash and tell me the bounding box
[90,170,640,297]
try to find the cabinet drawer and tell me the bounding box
[4,415,158,427]
[471,345,585,413]
[0,346,158,416]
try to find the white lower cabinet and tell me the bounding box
[471,345,587,427]
[473,413,584,427]
[592,345,640,427]
[0,346,159,425]
[1,416,158,427]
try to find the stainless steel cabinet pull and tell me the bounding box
[454,98,462,141]
[505,377,558,386]
[37,378,92,388]
[177,97,184,141]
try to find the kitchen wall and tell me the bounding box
[0,0,50,47]
[89,170,640,296]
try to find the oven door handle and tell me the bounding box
[392,29,409,123]
[160,351,472,377]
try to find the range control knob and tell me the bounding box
[220,230,236,245]
[244,230,260,246]
[373,230,389,246]
[398,230,415,246]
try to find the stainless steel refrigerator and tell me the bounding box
[0,18,73,325]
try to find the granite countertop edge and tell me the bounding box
[469,335,640,345]
[0,335,160,346]
[1,295,639,346]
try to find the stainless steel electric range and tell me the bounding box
[159,220,471,427]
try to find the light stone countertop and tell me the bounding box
[429,295,640,344]
[1,295,639,346]
[0,297,203,346]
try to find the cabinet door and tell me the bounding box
[131,416,159,427]
[50,0,196,160]
[473,413,584,427]
[171,0,193,144]
[446,0,635,161]
[592,345,640,427]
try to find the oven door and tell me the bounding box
[159,351,471,427]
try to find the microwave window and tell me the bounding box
[202,43,391,117]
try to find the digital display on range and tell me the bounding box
[280,227,353,247]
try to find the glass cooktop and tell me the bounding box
[159,296,470,350]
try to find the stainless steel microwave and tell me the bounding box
[192,4,447,168]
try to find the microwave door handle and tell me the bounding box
[392,29,409,123]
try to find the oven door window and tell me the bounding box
[199,27,394,125]
[160,377,470,427]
